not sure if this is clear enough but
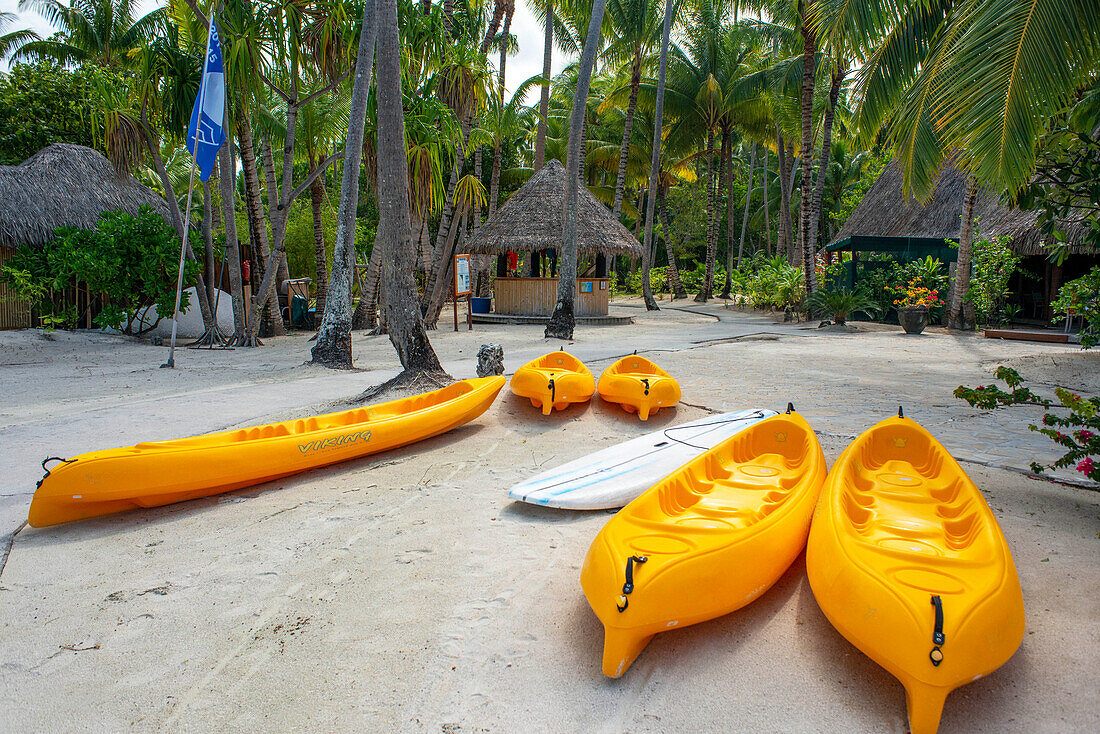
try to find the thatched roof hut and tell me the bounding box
[465,159,643,257]
[0,143,172,249]
[832,160,1087,255]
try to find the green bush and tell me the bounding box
[0,206,195,333]
[1052,266,1100,349]
[805,287,881,325]
[966,234,1028,326]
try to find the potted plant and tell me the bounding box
[892,281,944,334]
[805,287,881,326]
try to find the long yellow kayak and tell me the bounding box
[806,413,1025,734]
[510,349,595,415]
[29,376,506,527]
[581,408,826,677]
[597,354,681,420]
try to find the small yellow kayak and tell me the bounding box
[581,407,826,677]
[29,376,506,527]
[597,353,681,420]
[806,412,1025,734]
[510,349,595,415]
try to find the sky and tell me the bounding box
[0,1,573,101]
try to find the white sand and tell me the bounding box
[1,300,1097,732]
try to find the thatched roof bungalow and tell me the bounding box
[0,144,173,329]
[0,143,172,250]
[829,159,1095,320]
[465,159,642,319]
[466,159,642,258]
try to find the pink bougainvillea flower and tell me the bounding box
[1076,457,1095,475]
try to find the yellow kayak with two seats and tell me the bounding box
[597,353,681,420]
[28,376,507,528]
[581,407,826,677]
[806,411,1025,734]
[510,349,595,415]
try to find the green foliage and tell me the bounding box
[0,207,194,333]
[805,287,881,325]
[0,61,104,165]
[1016,127,1100,261]
[955,367,1099,483]
[966,234,1026,326]
[1051,266,1100,349]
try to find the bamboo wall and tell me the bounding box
[0,247,33,329]
[494,277,610,317]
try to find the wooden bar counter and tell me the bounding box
[493,276,610,317]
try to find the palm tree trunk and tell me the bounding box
[776,130,794,262]
[218,131,247,340]
[443,0,454,36]
[312,0,377,367]
[546,0,607,339]
[425,209,468,327]
[694,130,716,302]
[720,140,738,297]
[202,178,215,308]
[658,188,686,298]
[713,129,730,296]
[948,176,978,330]
[352,243,383,330]
[263,140,291,293]
[534,0,553,170]
[377,0,444,374]
[809,64,845,277]
[479,0,507,56]
[799,9,817,293]
[736,143,755,271]
[612,47,643,218]
[308,158,328,315]
[762,146,771,254]
[638,0,673,311]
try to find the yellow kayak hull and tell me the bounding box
[510,350,595,415]
[581,410,826,677]
[28,376,506,527]
[806,415,1025,734]
[597,354,681,420]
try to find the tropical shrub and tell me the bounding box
[1051,266,1100,349]
[955,367,1099,483]
[966,234,1027,325]
[890,280,945,309]
[806,287,880,325]
[0,206,194,333]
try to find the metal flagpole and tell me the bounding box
[162,18,216,369]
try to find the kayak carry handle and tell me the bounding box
[786,402,795,414]
[641,378,650,396]
[37,456,76,489]
[899,405,905,418]
[930,595,945,665]
[617,555,648,612]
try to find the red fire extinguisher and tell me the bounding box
[242,259,251,283]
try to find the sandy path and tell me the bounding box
[1,302,1097,732]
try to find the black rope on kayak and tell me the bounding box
[37,456,76,489]
[661,410,768,451]
[929,595,945,666]
[617,555,647,612]
[641,378,650,396]
[547,376,556,404]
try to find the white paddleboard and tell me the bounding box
[508,409,777,510]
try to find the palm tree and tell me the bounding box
[13,0,164,67]
[0,11,40,59]
[313,0,379,368]
[531,0,556,169]
[546,0,609,339]
[375,0,445,375]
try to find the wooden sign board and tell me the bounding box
[454,254,472,296]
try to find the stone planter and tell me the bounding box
[898,306,930,335]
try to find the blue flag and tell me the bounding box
[186,18,226,182]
